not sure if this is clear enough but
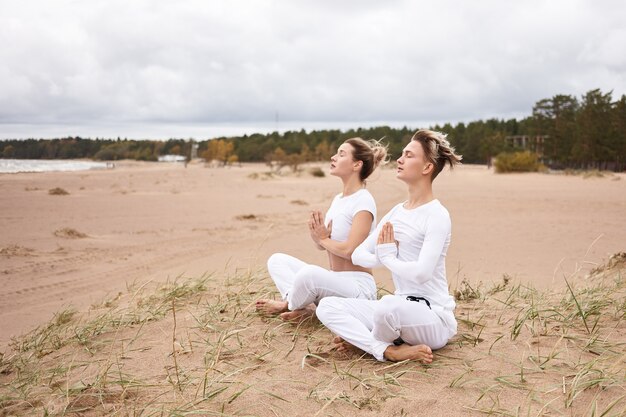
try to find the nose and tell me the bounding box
[397,155,403,164]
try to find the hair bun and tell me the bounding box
[369,139,389,168]
[344,137,389,182]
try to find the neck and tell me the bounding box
[341,174,364,196]
[405,180,434,208]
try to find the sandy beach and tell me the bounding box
[1,162,624,346]
[1,161,624,416]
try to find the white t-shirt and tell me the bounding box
[324,189,377,242]
[352,199,457,332]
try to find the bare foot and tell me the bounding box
[331,336,361,354]
[255,299,288,315]
[384,344,433,363]
[332,336,344,344]
[279,304,316,322]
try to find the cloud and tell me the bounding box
[0,0,624,138]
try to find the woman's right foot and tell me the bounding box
[332,336,359,354]
[280,304,316,322]
[255,299,289,314]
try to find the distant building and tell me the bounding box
[158,155,187,162]
[504,135,548,156]
[190,141,199,160]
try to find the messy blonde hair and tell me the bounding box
[344,137,389,182]
[411,130,462,181]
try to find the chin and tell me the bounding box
[396,172,410,182]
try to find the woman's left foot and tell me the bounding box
[255,299,289,315]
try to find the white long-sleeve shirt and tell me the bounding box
[352,199,457,332]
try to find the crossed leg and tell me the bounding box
[318,295,449,363]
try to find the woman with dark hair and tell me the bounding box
[317,130,462,362]
[256,138,388,321]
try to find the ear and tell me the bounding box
[422,162,434,176]
[353,160,363,171]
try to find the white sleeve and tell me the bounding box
[351,192,376,221]
[351,208,392,268]
[376,213,451,285]
[351,225,380,267]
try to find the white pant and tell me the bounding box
[267,253,377,311]
[317,294,455,361]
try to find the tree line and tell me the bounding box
[0,137,191,162]
[1,89,624,171]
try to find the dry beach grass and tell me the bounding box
[0,253,624,416]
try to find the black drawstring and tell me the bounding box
[406,295,431,309]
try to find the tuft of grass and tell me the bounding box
[454,278,482,301]
[0,245,34,257]
[48,187,69,195]
[309,167,325,177]
[235,214,255,220]
[248,171,275,180]
[494,151,545,173]
[562,168,616,179]
[582,169,605,178]
[487,274,511,295]
[290,199,308,206]
[53,228,88,239]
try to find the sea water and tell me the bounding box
[0,159,111,174]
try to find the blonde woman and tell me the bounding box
[256,138,387,321]
[317,130,462,362]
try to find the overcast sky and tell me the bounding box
[1,0,625,139]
